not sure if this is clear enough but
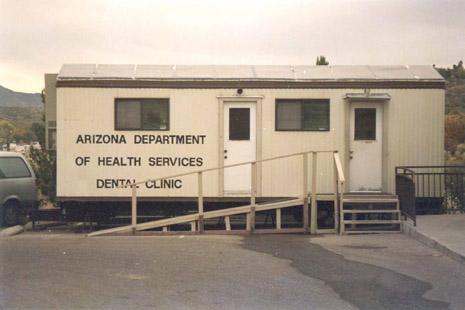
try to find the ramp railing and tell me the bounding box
[90,150,346,236]
[334,152,346,234]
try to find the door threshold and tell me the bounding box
[348,191,383,194]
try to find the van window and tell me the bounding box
[0,157,32,179]
[276,99,329,131]
[115,99,169,130]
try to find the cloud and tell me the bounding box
[1,0,464,92]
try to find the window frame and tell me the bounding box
[114,98,170,131]
[275,99,330,132]
[0,156,32,179]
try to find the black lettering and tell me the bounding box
[76,134,127,144]
[147,157,204,167]
[145,179,183,189]
[96,179,138,189]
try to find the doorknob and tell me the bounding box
[349,150,354,160]
[224,155,228,159]
[224,149,228,153]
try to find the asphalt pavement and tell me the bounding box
[1,232,464,309]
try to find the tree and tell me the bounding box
[316,56,329,66]
[445,112,465,151]
[30,122,45,147]
[0,119,17,150]
[13,128,34,143]
[29,147,56,202]
[29,119,56,202]
[435,61,465,81]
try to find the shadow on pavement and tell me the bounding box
[241,235,449,310]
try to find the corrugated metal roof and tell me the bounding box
[57,64,444,81]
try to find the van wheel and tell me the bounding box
[2,201,19,227]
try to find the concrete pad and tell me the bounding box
[404,214,465,265]
[311,234,465,309]
[0,225,24,237]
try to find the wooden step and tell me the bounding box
[344,230,401,234]
[343,220,401,224]
[342,198,399,204]
[344,193,398,199]
[343,210,400,214]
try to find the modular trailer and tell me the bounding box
[44,64,445,228]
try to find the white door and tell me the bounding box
[223,102,256,194]
[349,103,383,192]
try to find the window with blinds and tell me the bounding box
[275,99,330,131]
[115,99,169,130]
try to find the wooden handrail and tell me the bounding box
[333,152,345,184]
[126,149,344,235]
[126,150,335,188]
[332,151,345,235]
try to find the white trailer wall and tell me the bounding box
[56,87,444,199]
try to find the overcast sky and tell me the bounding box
[1,0,464,93]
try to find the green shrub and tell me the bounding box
[29,147,56,203]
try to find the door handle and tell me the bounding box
[224,149,228,153]
[349,150,353,160]
[224,155,228,159]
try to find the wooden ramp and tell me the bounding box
[88,150,348,236]
[88,198,305,236]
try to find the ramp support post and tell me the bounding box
[249,162,257,233]
[198,172,204,233]
[303,153,309,233]
[333,151,339,233]
[131,185,137,235]
[310,152,318,234]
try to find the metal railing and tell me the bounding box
[124,150,346,234]
[396,166,465,225]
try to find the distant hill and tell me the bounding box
[0,85,42,107]
[0,105,43,129]
[0,85,43,143]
